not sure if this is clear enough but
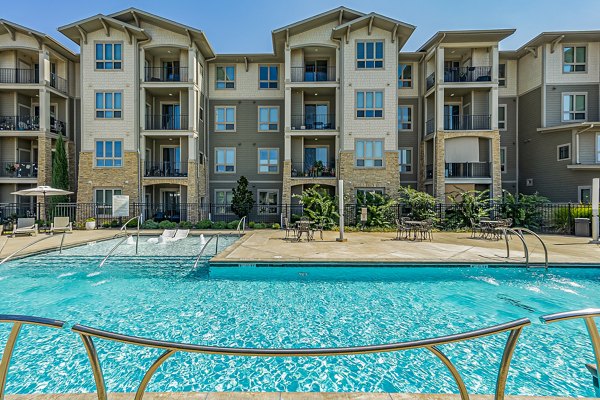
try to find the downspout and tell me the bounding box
[331,37,342,193]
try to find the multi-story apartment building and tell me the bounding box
[0,20,78,206]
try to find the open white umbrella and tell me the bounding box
[11,186,73,224]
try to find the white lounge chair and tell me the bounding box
[13,218,38,237]
[147,229,177,244]
[50,217,72,234]
[171,229,189,241]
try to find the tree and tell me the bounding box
[51,134,69,205]
[231,176,254,219]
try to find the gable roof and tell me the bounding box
[418,29,516,52]
[514,31,600,57]
[331,12,415,48]
[58,14,148,46]
[0,19,78,61]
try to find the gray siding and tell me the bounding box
[579,132,596,164]
[546,84,599,127]
[398,98,419,185]
[500,97,517,193]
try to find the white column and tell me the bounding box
[39,47,50,84]
[188,87,197,132]
[139,47,145,81]
[490,86,499,130]
[491,45,499,82]
[188,47,197,84]
[284,87,291,131]
[140,87,146,131]
[38,88,50,133]
[284,46,291,84]
[435,87,444,131]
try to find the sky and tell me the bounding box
[5,0,600,54]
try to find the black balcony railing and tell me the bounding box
[426,164,433,179]
[144,67,189,82]
[49,72,68,93]
[0,161,38,178]
[426,118,435,134]
[145,115,189,130]
[291,114,335,130]
[291,161,335,178]
[144,161,188,177]
[443,114,491,131]
[445,162,491,178]
[50,119,66,135]
[0,116,39,131]
[426,72,435,90]
[290,66,336,82]
[444,66,492,83]
[0,68,38,84]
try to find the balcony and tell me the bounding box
[144,67,189,83]
[144,161,188,178]
[426,72,435,91]
[290,66,336,83]
[445,162,491,178]
[290,114,335,130]
[49,72,68,94]
[443,115,491,131]
[0,68,38,84]
[291,161,335,178]
[443,66,492,83]
[0,161,38,178]
[0,116,39,131]
[50,119,66,135]
[145,115,189,131]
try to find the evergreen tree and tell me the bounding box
[231,176,254,219]
[51,134,69,205]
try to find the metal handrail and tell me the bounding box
[498,227,530,267]
[498,227,548,268]
[0,234,58,265]
[71,317,530,400]
[0,314,65,399]
[237,216,246,236]
[120,215,141,255]
[99,235,130,267]
[192,235,216,269]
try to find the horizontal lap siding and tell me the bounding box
[500,97,517,186]
[545,84,599,127]
[397,98,418,185]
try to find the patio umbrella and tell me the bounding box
[11,186,73,224]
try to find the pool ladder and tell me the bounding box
[497,227,549,268]
[99,215,141,267]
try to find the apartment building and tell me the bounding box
[0,20,79,206]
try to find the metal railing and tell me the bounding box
[0,115,39,131]
[144,161,188,177]
[426,72,435,90]
[444,114,491,131]
[443,66,492,83]
[0,161,38,178]
[290,114,336,130]
[49,72,68,93]
[445,162,491,178]
[144,67,189,82]
[145,114,189,130]
[290,66,336,82]
[426,118,435,134]
[0,234,67,265]
[99,215,141,266]
[0,68,37,84]
[291,161,336,178]
[500,227,549,268]
[192,234,217,269]
[50,119,66,135]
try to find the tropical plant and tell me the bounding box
[355,191,397,228]
[158,220,177,229]
[293,185,339,229]
[231,176,254,219]
[553,204,592,233]
[51,134,69,205]
[142,219,159,229]
[398,186,436,221]
[497,191,549,229]
[444,189,492,229]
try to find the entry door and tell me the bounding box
[50,62,57,87]
[161,104,181,129]
[304,104,328,129]
[162,61,180,81]
[444,104,460,130]
[162,147,181,176]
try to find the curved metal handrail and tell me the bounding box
[497,227,529,267]
[236,216,246,237]
[192,235,216,269]
[99,235,130,267]
[120,215,141,255]
[0,234,63,265]
[512,227,548,268]
[71,317,531,400]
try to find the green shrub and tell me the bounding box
[158,220,177,229]
[498,191,549,229]
[195,219,213,229]
[226,220,240,230]
[292,185,339,229]
[398,186,436,221]
[248,221,255,229]
[272,223,280,229]
[253,223,265,229]
[553,205,592,233]
[142,219,159,229]
[212,221,227,229]
[126,219,139,228]
[178,221,193,229]
[356,191,397,228]
[85,217,96,222]
[110,219,119,228]
[444,189,492,230]
[101,222,111,228]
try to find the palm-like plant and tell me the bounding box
[293,185,339,229]
[445,188,492,229]
[356,191,397,228]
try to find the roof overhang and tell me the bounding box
[399,51,426,61]
[212,53,283,65]
[58,14,149,46]
[515,31,600,58]
[331,13,415,48]
[537,122,600,133]
[0,19,78,61]
[418,29,516,52]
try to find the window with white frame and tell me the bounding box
[500,147,507,173]
[498,63,506,87]
[356,91,383,118]
[557,143,571,161]
[258,107,279,131]
[356,41,384,69]
[563,46,586,73]
[215,106,236,131]
[398,105,412,131]
[259,65,278,89]
[95,140,122,167]
[258,148,279,173]
[355,140,383,167]
[258,190,278,214]
[563,93,586,121]
[216,65,235,89]
[215,148,236,173]
[95,43,122,70]
[95,92,122,118]
[398,148,412,173]
[498,105,507,130]
[398,64,412,88]
[95,188,122,216]
[579,186,592,203]
[215,190,233,214]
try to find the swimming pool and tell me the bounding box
[0,245,598,397]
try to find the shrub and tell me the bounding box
[126,219,139,228]
[85,217,96,223]
[178,221,193,229]
[553,205,592,233]
[272,223,280,229]
[497,191,550,229]
[253,223,265,229]
[356,191,397,228]
[398,186,436,221]
[231,176,254,219]
[444,189,492,229]
[195,219,213,229]
[110,220,119,228]
[293,185,339,229]
[158,220,177,229]
[212,221,227,229]
[142,219,159,229]
[248,221,255,229]
[101,222,111,228]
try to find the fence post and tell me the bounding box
[568,202,573,235]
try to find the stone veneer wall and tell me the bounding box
[76,152,140,203]
[338,151,400,202]
[36,135,53,187]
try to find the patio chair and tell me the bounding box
[171,229,189,241]
[50,216,72,234]
[418,219,434,242]
[13,218,38,237]
[313,222,324,240]
[152,229,177,244]
[395,218,411,240]
[282,217,296,240]
[470,218,482,238]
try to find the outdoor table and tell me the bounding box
[404,220,427,240]
[480,220,502,239]
[295,221,315,241]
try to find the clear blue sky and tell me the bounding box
[7,0,600,53]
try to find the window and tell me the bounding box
[398,105,412,131]
[498,63,506,87]
[398,148,412,173]
[258,148,279,173]
[215,190,233,214]
[215,106,236,131]
[259,65,278,89]
[500,147,507,173]
[557,143,571,161]
[398,64,412,88]
[95,188,122,216]
[95,140,123,167]
[357,188,384,197]
[355,140,383,167]
[216,65,235,89]
[258,190,279,214]
[356,41,384,69]
[258,107,279,131]
[95,43,122,70]
[563,46,586,73]
[356,91,383,118]
[498,105,507,130]
[95,92,122,118]
[579,186,592,204]
[563,93,586,121]
[215,148,236,173]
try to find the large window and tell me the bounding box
[356,41,384,69]
[259,65,278,89]
[215,148,236,173]
[258,190,278,214]
[563,93,586,121]
[498,105,507,130]
[498,63,506,87]
[258,107,279,131]
[398,105,412,131]
[95,140,122,167]
[258,148,279,173]
[95,43,122,70]
[216,65,235,89]
[563,46,586,73]
[355,140,383,167]
[398,148,412,173]
[398,64,412,88]
[557,143,571,161]
[356,91,383,118]
[215,106,236,131]
[95,188,122,216]
[500,147,507,173]
[95,92,122,118]
[215,190,233,214]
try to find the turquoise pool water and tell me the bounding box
[0,241,598,397]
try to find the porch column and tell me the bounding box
[38,88,50,134]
